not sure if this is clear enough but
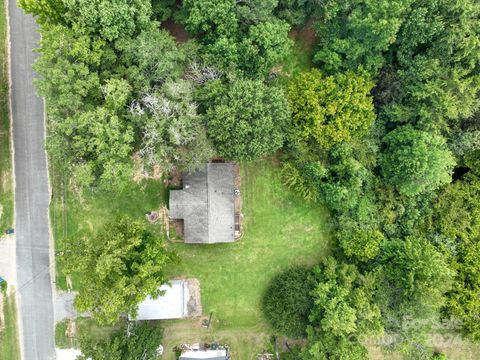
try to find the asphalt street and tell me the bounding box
[9,1,55,359]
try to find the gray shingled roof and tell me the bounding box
[169,163,235,244]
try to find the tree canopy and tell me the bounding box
[430,177,480,340]
[134,80,214,173]
[20,0,480,357]
[261,266,314,338]
[301,257,383,359]
[381,126,456,196]
[378,237,454,344]
[288,69,376,149]
[60,217,176,324]
[314,0,411,73]
[206,79,290,161]
[63,0,153,41]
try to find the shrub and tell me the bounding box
[261,266,314,338]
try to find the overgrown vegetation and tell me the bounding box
[19,0,480,359]
[56,319,162,360]
[0,0,12,231]
[77,322,163,360]
[0,290,20,360]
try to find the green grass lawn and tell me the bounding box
[0,291,20,360]
[51,160,331,359]
[50,177,167,289]
[162,161,331,359]
[0,0,13,231]
[281,22,317,81]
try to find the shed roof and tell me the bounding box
[179,349,229,360]
[131,280,188,320]
[169,163,235,244]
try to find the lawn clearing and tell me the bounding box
[0,290,20,360]
[162,160,331,359]
[0,0,13,231]
[51,160,331,358]
[282,21,317,79]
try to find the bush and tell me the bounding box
[0,279,7,293]
[261,266,314,338]
[78,322,163,360]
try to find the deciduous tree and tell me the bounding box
[240,19,292,76]
[60,217,176,324]
[116,27,184,92]
[313,0,411,73]
[19,0,65,24]
[33,24,104,119]
[379,0,480,130]
[63,0,153,41]
[378,237,454,344]
[206,79,289,160]
[181,0,238,42]
[58,106,134,190]
[431,177,480,340]
[262,266,314,337]
[133,80,214,173]
[288,69,376,149]
[338,227,383,262]
[302,257,383,359]
[381,125,456,196]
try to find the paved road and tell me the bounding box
[9,1,55,359]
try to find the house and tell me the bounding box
[169,163,237,244]
[131,280,190,320]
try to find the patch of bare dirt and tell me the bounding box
[166,169,182,188]
[132,153,163,183]
[288,18,318,45]
[66,275,73,292]
[172,219,184,241]
[233,163,244,240]
[161,19,190,43]
[66,319,76,338]
[185,278,202,318]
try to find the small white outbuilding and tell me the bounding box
[55,348,84,360]
[131,280,189,320]
[179,349,229,360]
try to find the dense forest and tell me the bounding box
[20,0,480,359]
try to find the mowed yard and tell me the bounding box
[52,160,331,358]
[162,161,331,359]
